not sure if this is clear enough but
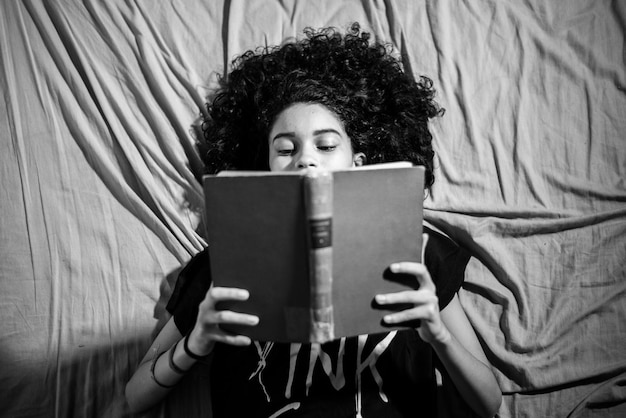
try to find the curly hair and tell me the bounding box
[200,23,443,188]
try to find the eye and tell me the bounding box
[316,137,339,152]
[273,139,295,156]
[317,145,337,152]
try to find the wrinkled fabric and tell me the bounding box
[0,1,624,417]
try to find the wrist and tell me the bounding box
[426,325,453,348]
[185,330,214,359]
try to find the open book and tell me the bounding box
[203,162,424,343]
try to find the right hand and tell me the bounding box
[186,286,259,356]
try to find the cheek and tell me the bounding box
[268,155,288,172]
[322,153,354,171]
[337,150,356,166]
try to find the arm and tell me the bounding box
[125,287,258,413]
[375,263,502,418]
[434,294,502,417]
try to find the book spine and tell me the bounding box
[303,171,334,343]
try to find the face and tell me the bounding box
[268,103,365,172]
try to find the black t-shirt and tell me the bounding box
[166,225,470,417]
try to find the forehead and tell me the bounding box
[271,103,345,132]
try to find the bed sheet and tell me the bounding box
[0,0,624,417]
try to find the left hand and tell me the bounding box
[375,262,451,345]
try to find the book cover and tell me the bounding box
[203,162,424,343]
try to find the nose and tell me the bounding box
[295,149,319,169]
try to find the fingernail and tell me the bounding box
[390,263,399,272]
[375,295,385,303]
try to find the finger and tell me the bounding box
[375,289,437,306]
[420,233,429,262]
[389,262,436,293]
[210,332,253,346]
[201,287,250,311]
[382,304,439,325]
[208,286,250,302]
[202,310,259,326]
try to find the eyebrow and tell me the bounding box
[271,129,342,142]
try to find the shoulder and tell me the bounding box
[423,222,471,310]
[165,248,212,333]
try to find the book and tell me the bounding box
[203,162,424,343]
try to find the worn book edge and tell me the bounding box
[304,171,334,342]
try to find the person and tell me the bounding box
[126,23,502,417]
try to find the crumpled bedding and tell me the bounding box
[1,1,624,417]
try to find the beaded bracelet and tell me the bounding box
[167,340,189,374]
[183,332,209,361]
[150,350,176,389]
